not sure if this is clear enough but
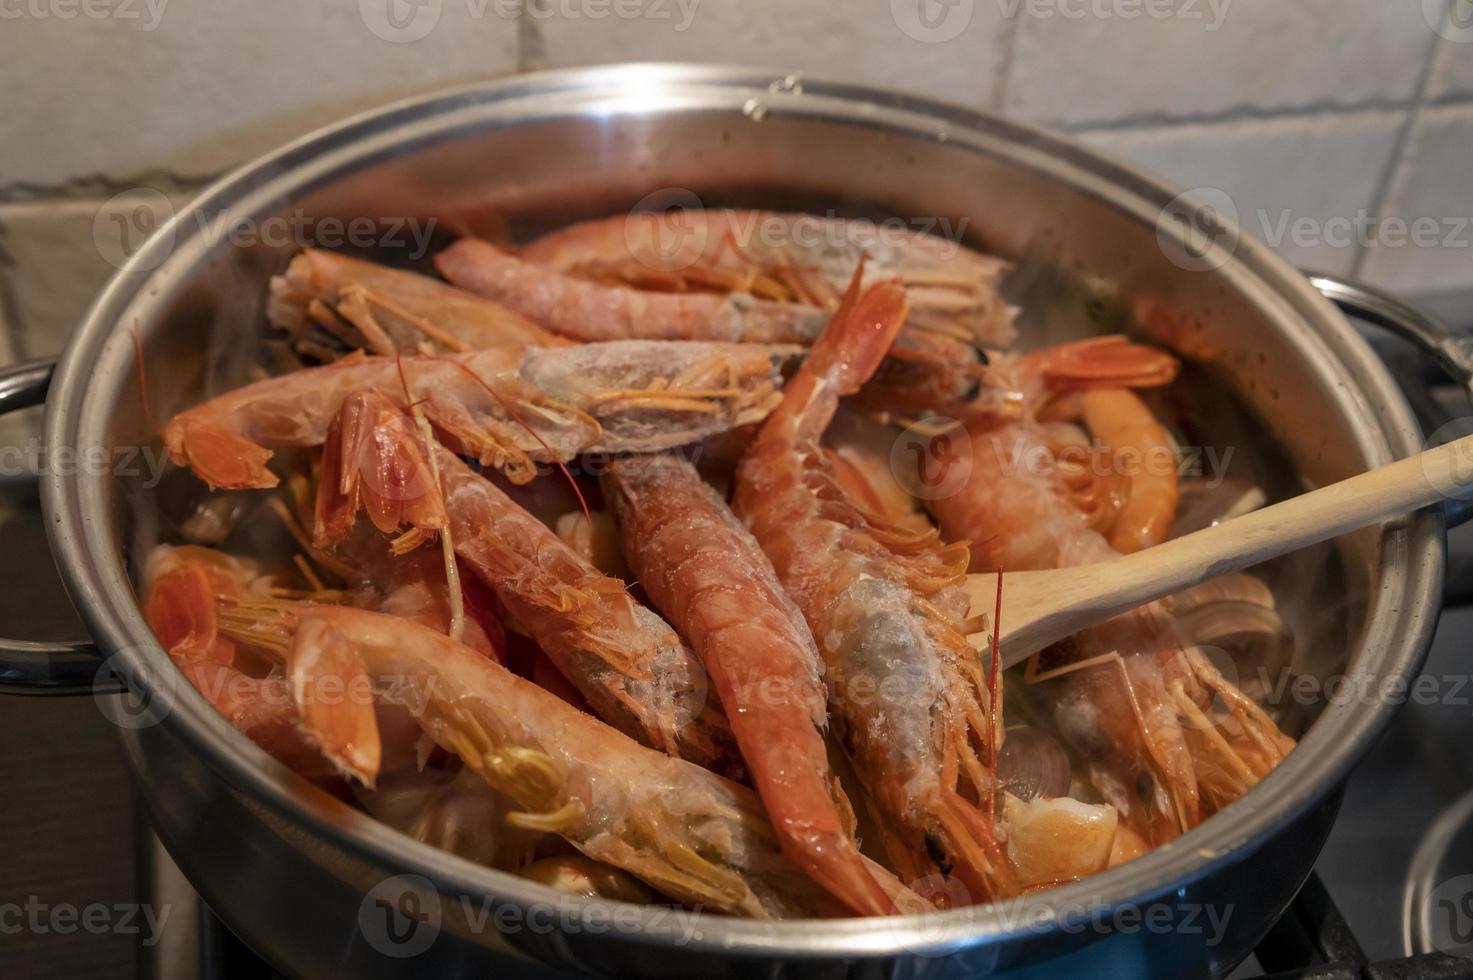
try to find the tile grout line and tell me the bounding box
[1065,93,1473,135]
[990,13,1026,114]
[0,171,216,207]
[516,0,546,73]
[1349,30,1448,281]
[0,227,28,365]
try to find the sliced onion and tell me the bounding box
[1169,477,1266,538]
[1166,573,1294,705]
[355,768,511,868]
[1176,601,1294,703]
[998,725,1073,801]
[1163,573,1277,614]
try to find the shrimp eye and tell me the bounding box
[924,832,949,867]
[1135,770,1156,802]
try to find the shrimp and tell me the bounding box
[268,249,569,362]
[437,238,991,414]
[161,340,792,489]
[930,417,1198,842]
[927,355,1293,843]
[217,601,865,919]
[146,530,505,783]
[955,336,1184,558]
[603,453,911,916]
[143,546,336,777]
[972,334,1182,424]
[824,408,937,536]
[732,265,1014,903]
[341,542,506,776]
[553,510,628,578]
[312,389,740,775]
[1078,388,1179,553]
[522,209,1016,347]
[437,448,740,775]
[438,238,827,345]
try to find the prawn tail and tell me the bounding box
[802,259,910,396]
[800,836,926,917]
[289,616,382,787]
[212,595,381,787]
[1034,335,1181,392]
[163,420,278,491]
[145,564,235,666]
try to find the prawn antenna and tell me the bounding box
[131,320,158,433]
[986,565,1003,831]
[425,354,592,528]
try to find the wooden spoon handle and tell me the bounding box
[1060,433,1473,624]
[964,434,1473,668]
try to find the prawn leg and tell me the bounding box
[604,452,915,916]
[438,237,994,415]
[268,248,570,361]
[733,263,1015,903]
[218,601,861,919]
[310,389,741,775]
[160,340,793,490]
[142,547,336,778]
[522,209,1018,348]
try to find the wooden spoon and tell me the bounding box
[964,434,1473,669]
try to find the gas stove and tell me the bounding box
[3,309,1472,980]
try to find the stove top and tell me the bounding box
[3,315,1472,980]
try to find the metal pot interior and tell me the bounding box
[44,65,1444,953]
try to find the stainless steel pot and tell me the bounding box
[3,65,1471,979]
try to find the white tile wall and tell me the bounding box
[1359,103,1473,295]
[530,0,1010,108]
[0,0,1469,299]
[1079,111,1405,276]
[0,0,517,185]
[1428,33,1473,101]
[1006,0,1434,126]
[0,188,195,359]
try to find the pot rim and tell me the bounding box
[40,64,1446,958]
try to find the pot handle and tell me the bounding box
[1308,274,1473,396]
[0,358,112,695]
[1308,273,1473,529]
